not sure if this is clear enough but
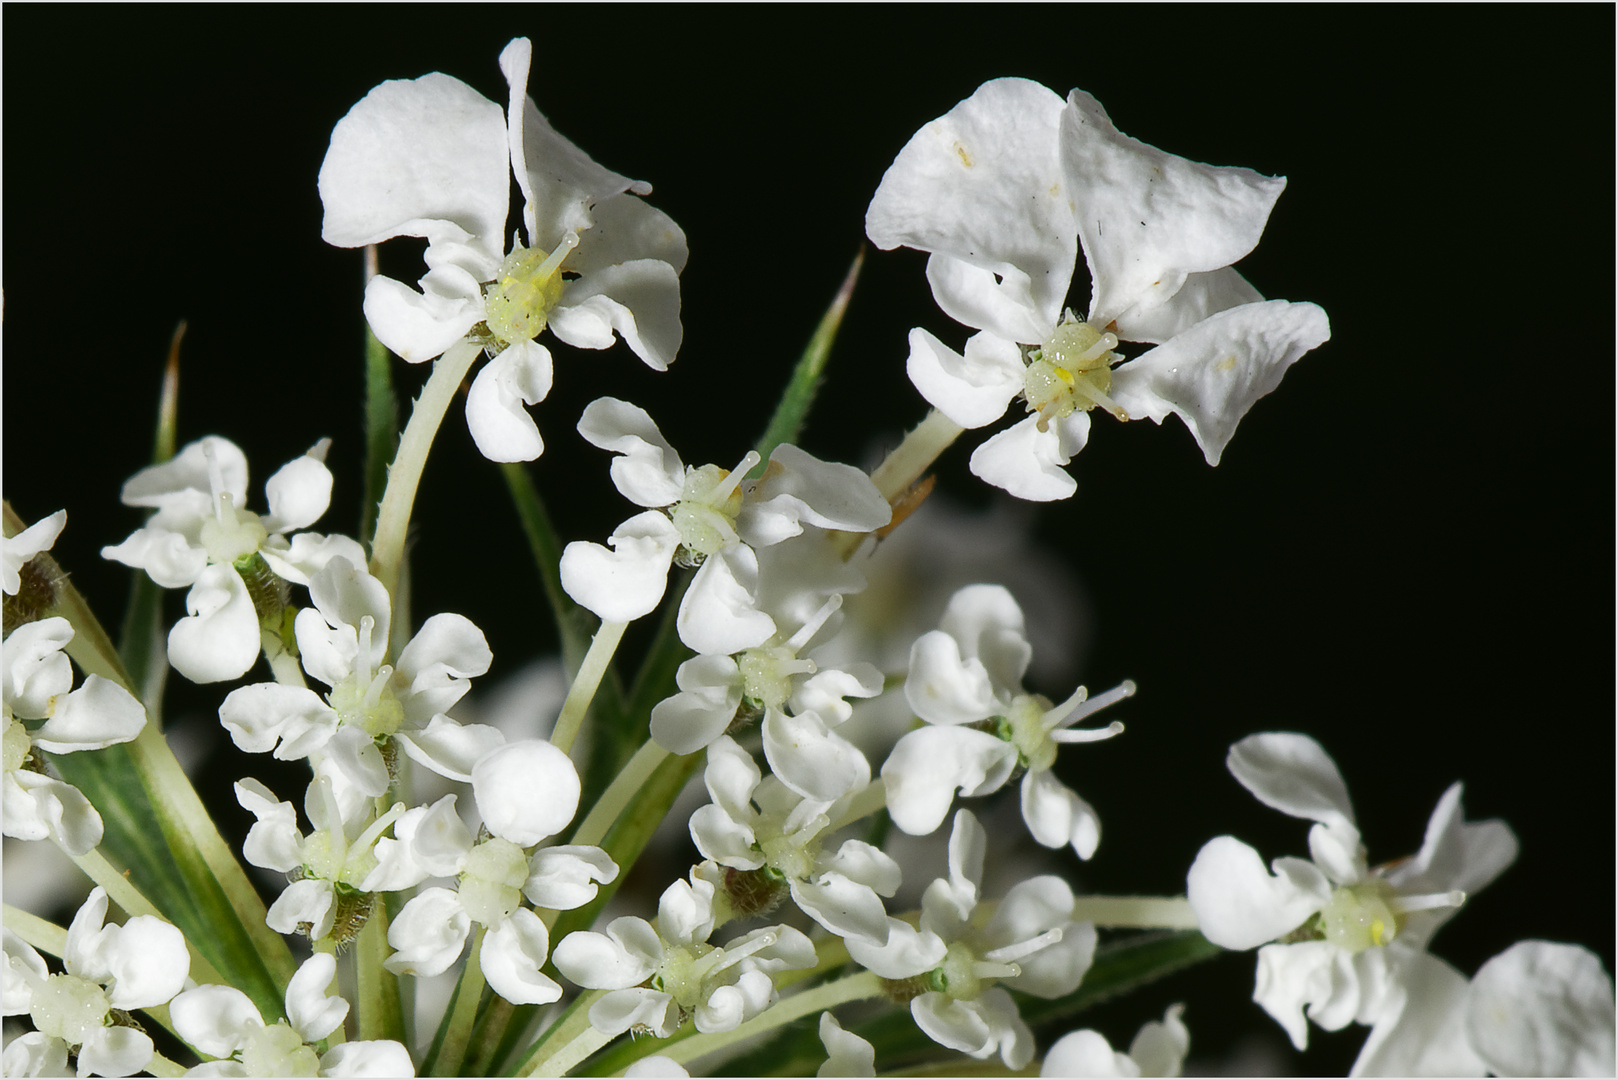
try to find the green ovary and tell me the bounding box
[4,716,32,773]
[240,1021,319,1077]
[1319,882,1401,953]
[30,974,109,1046]
[1024,317,1121,428]
[460,838,529,926]
[671,465,745,557]
[485,244,568,344]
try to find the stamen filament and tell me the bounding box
[534,231,580,280]
[1391,889,1466,915]
[785,595,843,653]
[715,451,763,503]
[1069,377,1129,420]
[985,927,1063,964]
[1045,679,1136,732]
[1074,332,1119,368]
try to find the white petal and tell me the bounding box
[297,558,391,688]
[818,1013,875,1078]
[1042,1029,1138,1077]
[881,726,1016,836]
[31,676,144,753]
[218,683,333,759]
[1061,89,1285,329]
[258,531,367,587]
[588,988,678,1038]
[938,584,1034,695]
[77,1026,154,1078]
[1,1032,69,1078]
[2,510,65,596]
[319,71,509,253]
[101,526,209,589]
[168,564,261,684]
[549,260,684,372]
[1109,300,1330,466]
[120,437,246,511]
[1465,941,1615,1078]
[905,328,1025,430]
[1021,769,1101,859]
[362,275,485,363]
[576,398,686,507]
[649,655,743,755]
[1224,731,1356,831]
[384,889,469,977]
[466,340,554,462]
[677,545,776,656]
[741,444,892,540]
[904,631,999,726]
[969,413,1088,502]
[169,984,262,1057]
[473,740,581,846]
[559,512,681,623]
[286,953,348,1043]
[234,780,305,873]
[396,716,507,784]
[1186,836,1331,950]
[762,708,870,803]
[866,78,1073,343]
[523,846,619,911]
[1128,1004,1191,1078]
[552,923,658,990]
[482,908,562,1005]
[4,617,74,718]
[1391,781,1519,899]
[5,772,102,854]
[1119,266,1264,345]
[791,874,891,944]
[1252,941,1337,1051]
[106,915,187,1008]
[267,879,335,939]
[319,1040,417,1078]
[395,613,492,700]
[260,445,334,534]
[846,918,947,980]
[1350,952,1482,1077]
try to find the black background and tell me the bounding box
[4,7,1613,1074]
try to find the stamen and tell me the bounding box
[713,451,763,504]
[535,231,580,280]
[971,959,1022,982]
[1044,679,1136,734]
[785,595,843,653]
[1073,331,1119,369]
[984,927,1063,965]
[352,801,408,852]
[356,616,376,681]
[362,665,395,710]
[1390,890,1466,915]
[1069,378,1130,422]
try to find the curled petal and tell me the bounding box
[552,922,659,990]
[466,340,554,462]
[7,771,103,855]
[362,275,485,363]
[384,889,470,977]
[396,716,506,784]
[218,683,334,760]
[473,739,581,846]
[1021,768,1101,859]
[559,512,681,623]
[2,510,65,596]
[319,1040,417,1078]
[168,564,261,684]
[268,879,336,940]
[576,398,685,506]
[1465,941,1615,1078]
[1224,731,1355,832]
[1187,837,1331,951]
[170,984,262,1058]
[677,545,776,657]
[1109,301,1330,466]
[524,845,619,911]
[969,413,1088,502]
[106,915,188,1009]
[77,1025,155,1078]
[261,446,334,534]
[905,630,1000,726]
[3,618,74,718]
[101,526,209,590]
[791,874,891,944]
[549,260,683,372]
[31,676,145,753]
[818,1013,876,1078]
[905,329,1025,430]
[1061,89,1285,329]
[286,953,348,1043]
[762,708,870,803]
[650,655,743,755]
[482,908,562,1006]
[881,726,1017,836]
[742,444,892,541]
[120,437,246,511]
[589,987,679,1038]
[846,917,947,980]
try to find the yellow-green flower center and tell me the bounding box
[1319,881,1401,953]
[30,973,109,1046]
[484,235,577,346]
[1024,316,1125,429]
[240,1021,320,1077]
[459,837,529,926]
[4,715,33,773]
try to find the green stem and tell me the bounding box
[826,778,888,833]
[513,989,608,1077]
[429,925,487,1077]
[3,904,66,957]
[664,970,884,1068]
[1071,896,1199,929]
[551,620,628,757]
[566,738,669,852]
[354,898,404,1045]
[144,1051,187,1078]
[369,339,482,603]
[868,408,966,502]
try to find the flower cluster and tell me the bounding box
[2,41,1608,1080]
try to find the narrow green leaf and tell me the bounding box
[360,248,400,549]
[751,247,864,471]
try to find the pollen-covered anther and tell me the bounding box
[484,231,580,345]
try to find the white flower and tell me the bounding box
[551,864,816,1038]
[234,776,404,944]
[4,618,146,855]
[883,585,1127,853]
[558,398,889,636]
[1186,732,1519,1067]
[100,436,361,683]
[1041,1005,1190,1077]
[380,742,616,1006]
[2,510,65,597]
[319,38,687,462]
[217,557,499,796]
[2,888,187,1078]
[690,736,899,944]
[846,811,1096,1071]
[866,78,1329,500]
[169,953,413,1077]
